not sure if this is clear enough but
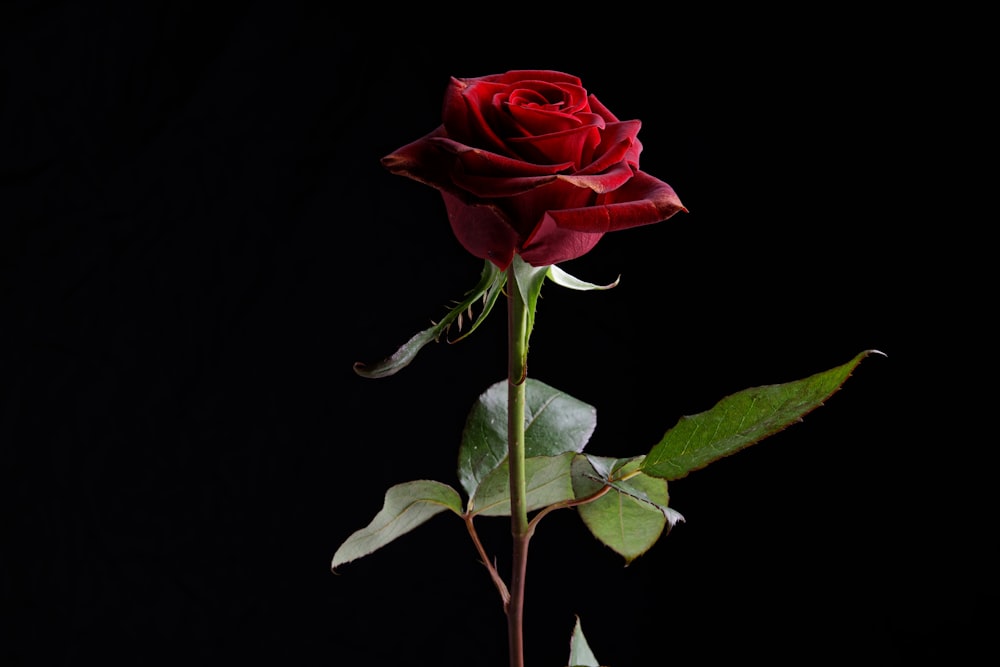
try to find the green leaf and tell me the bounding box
[457,378,597,499]
[331,480,463,571]
[567,616,603,667]
[470,452,576,516]
[547,264,620,291]
[641,349,884,480]
[353,260,505,378]
[572,455,673,564]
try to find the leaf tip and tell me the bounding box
[330,554,348,573]
[352,361,391,379]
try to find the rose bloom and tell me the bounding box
[382,70,686,269]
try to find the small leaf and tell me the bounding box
[331,480,463,571]
[567,616,603,667]
[547,264,620,291]
[470,452,575,516]
[572,455,672,563]
[353,260,505,378]
[641,349,884,480]
[603,478,685,532]
[457,378,597,499]
[570,454,642,498]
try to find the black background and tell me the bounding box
[2,3,991,666]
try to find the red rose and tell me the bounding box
[381,70,687,269]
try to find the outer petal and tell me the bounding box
[441,191,519,269]
[518,216,604,267]
[452,170,561,198]
[443,77,510,152]
[558,160,634,194]
[429,136,570,197]
[519,171,687,266]
[429,138,571,175]
[382,132,564,201]
[551,170,687,233]
[501,178,596,237]
[381,127,456,191]
[583,120,642,172]
[587,94,621,123]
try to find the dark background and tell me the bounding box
[2,3,991,666]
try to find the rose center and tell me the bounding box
[507,88,565,112]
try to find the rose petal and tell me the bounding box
[518,213,604,267]
[582,120,642,172]
[507,117,605,167]
[489,70,583,87]
[431,137,573,176]
[506,79,590,114]
[381,127,455,191]
[441,191,519,269]
[557,161,634,194]
[549,171,687,234]
[602,171,687,229]
[501,179,596,236]
[443,77,510,152]
[518,171,686,265]
[587,94,621,124]
[505,87,591,135]
[432,136,569,197]
[452,171,560,198]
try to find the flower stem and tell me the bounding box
[506,264,530,667]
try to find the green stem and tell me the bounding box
[506,264,530,667]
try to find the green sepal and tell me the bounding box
[331,480,463,571]
[353,261,506,379]
[641,349,885,480]
[547,264,620,291]
[510,255,549,366]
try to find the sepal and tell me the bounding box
[353,260,506,378]
[547,264,620,291]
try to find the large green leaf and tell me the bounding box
[641,349,883,480]
[331,480,463,571]
[567,616,603,667]
[457,379,597,499]
[572,455,674,564]
[470,452,576,517]
[353,260,505,378]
